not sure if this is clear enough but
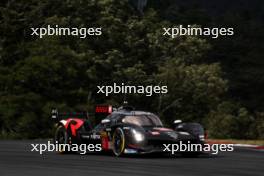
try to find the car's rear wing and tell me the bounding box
[51,109,89,121]
[51,105,113,123]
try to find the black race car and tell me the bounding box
[52,105,205,156]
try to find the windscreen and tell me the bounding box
[122,114,163,127]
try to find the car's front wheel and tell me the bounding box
[112,128,125,156]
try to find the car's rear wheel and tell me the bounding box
[112,128,125,156]
[54,125,69,153]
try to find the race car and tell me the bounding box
[52,105,206,156]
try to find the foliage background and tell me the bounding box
[0,0,263,139]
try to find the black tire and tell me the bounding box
[112,128,125,156]
[54,125,69,153]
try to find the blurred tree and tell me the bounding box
[0,0,262,139]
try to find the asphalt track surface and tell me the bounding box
[0,140,263,176]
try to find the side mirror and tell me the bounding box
[173,119,183,130]
[101,119,111,129]
[173,120,182,124]
[101,119,110,124]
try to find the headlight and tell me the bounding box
[131,129,144,142]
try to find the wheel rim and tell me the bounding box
[113,128,125,156]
